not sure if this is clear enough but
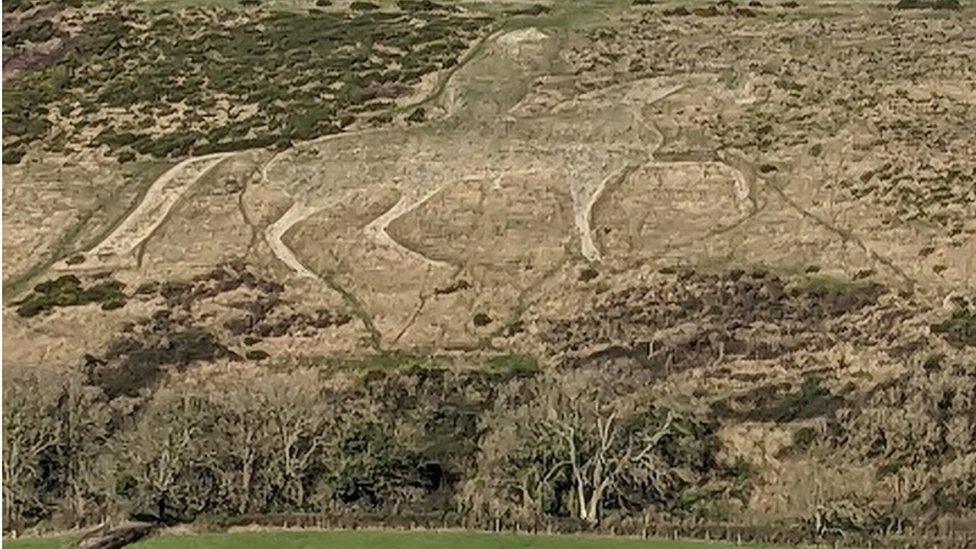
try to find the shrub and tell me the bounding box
[894,0,961,9]
[245,349,270,361]
[15,275,126,318]
[791,426,818,451]
[931,303,976,348]
[485,353,539,376]
[350,1,380,10]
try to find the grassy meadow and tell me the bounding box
[3,530,785,549]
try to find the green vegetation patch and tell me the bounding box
[2,535,77,549]
[333,350,453,373]
[14,274,126,317]
[894,0,962,10]
[331,351,540,377]
[485,352,539,376]
[790,273,880,297]
[931,300,976,348]
[2,3,493,163]
[5,530,778,549]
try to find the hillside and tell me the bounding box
[3,0,975,546]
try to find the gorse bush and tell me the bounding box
[14,275,126,318]
[2,3,492,163]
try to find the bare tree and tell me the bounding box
[58,379,112,526]
[211,382,274,515]
[110,387,218,522]
[468,373,688,526]
[259,373,335,510]
[539,382,674,525]
[3,371,65,530]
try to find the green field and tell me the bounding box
[3,530,783,549]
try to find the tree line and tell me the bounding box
[2,365,737,534]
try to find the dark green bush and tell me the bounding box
[485,353,539,376]
[16,275,126,317]
[931,303,976,348]
[350,1,380,11]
